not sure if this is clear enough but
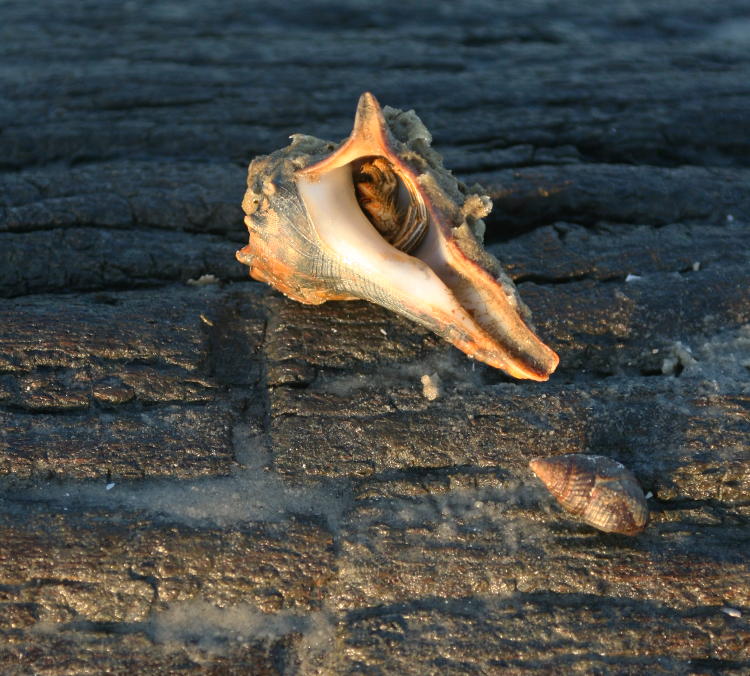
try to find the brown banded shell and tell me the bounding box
[529,454,649,535]
[353,156,428,254]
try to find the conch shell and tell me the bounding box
[237,93,559,380]
[530,454,649,535]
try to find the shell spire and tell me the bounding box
[237,93,559,380]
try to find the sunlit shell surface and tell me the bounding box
[530,454,649,535]
[237,93,559,381]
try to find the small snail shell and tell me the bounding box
[529,454,649,535]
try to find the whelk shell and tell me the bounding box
[237,93,559,380]
[529,454,649,535]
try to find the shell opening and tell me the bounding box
[295,164,496,336]
[296,158,558,381]
[348,158,555,378]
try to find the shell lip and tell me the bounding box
[295,92,392,182]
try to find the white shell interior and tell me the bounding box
[296,165,481,337]
[295,155,556,380]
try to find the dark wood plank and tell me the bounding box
[1,0,749,672]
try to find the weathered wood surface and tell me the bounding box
[1,1,749,673]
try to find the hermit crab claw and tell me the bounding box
[237,92,559,380]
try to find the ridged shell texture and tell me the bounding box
[530,454,649,535]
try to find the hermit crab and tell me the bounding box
[237,93,559,380]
